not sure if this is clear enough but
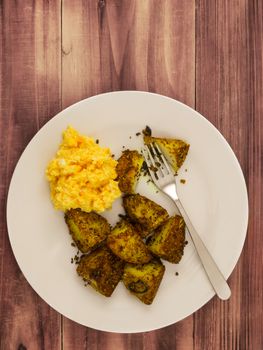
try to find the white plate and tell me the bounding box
[7,91,248,333]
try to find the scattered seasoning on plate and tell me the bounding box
[185,168,188,172]
[149,165,158,173]
[136,132,141,136]
[129,136,132,139]
[74,253,81,264]
[71,242,76,247]
[180,179,186,184]
[184,241,188,245]
[71,258,74,264]
[142,125,152,136]
[96,139,99,144]
[175,272,179,276]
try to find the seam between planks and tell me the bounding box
[60,1,63,349]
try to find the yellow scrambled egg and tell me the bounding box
[46,126,121,212]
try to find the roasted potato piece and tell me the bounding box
[144,135,189,172]
[65,209,110,253]
[147,215,185,263]
[123,194,169,231]
[116,150,144,194]
[77,246,124,297]
[120,215,151,239]
[129,221,150,239]
[107,220,151,264]
[122,259,165,305]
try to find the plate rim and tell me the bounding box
[6,90,249,333]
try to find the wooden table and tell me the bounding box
[1,1,262,349]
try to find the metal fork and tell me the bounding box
[142,143,231,300]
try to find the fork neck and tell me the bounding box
[163,183,179,201]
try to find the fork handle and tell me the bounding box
[175,199,231,300]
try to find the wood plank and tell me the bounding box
[110,0,196,104]
[195,1,262,349]
[0,1,61,349]
[1,0,260,349]
[62,1,195,349]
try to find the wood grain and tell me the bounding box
[195,1,262,349]
[62,1,195,349]
[0,1,61,349]
[0,0,262,349]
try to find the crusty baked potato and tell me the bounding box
[65,209,110,253]
[116,150,144,194]
[122,259,165,305]
[147,215,185,263]
[123,194,169,231]
[77,246,124,297]
[120,215,151,239]
[107,219,151,264]
[143,135,189,172]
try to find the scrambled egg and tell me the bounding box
[46,126,121,212]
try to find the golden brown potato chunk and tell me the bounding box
[120,215,151,239]
[123,194,169,231]
[147,215,185,263]
[144,135,189,172]
[116,150,144,194]
[107,220,151,264]
[65,209,110,253]
[77,246,124,297]
[122,259,165,305]
[129,221,150,239]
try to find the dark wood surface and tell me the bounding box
[0,1,262,349]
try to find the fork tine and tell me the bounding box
[154,143,173,174]
[148,143,165,177]
[146,145,164,179]
[142,147,159,181]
